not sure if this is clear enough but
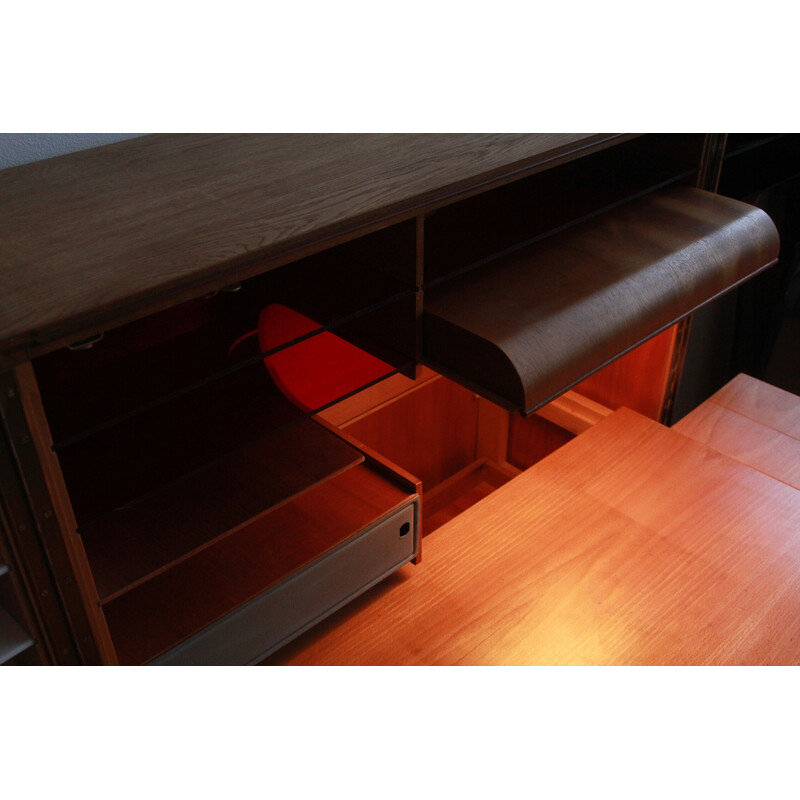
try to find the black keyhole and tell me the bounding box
[399,522,410,537]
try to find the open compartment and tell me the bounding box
[32,216,418,526]
[317,326,680,541]
[34,218,417,447]
[423,134,708,284]
[320,367,518,535]
[28,221,422,665]
[720,134,800,200]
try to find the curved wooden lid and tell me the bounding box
[423,186,780,414]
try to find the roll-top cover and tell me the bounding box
[422,186,780,415]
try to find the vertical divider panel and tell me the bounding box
[12,363,118,664]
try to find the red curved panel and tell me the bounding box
[259,304,394,413]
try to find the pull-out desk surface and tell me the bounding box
[268,375,800,665]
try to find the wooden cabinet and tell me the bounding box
[0,133,793,665]
[15,228,422,665]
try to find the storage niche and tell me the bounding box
[422,133,707,285]
[29,221,421,665]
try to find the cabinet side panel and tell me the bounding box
[12,363,117,664]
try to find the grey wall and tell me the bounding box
[0,133,147,169]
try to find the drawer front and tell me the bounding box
[150,499,418,665]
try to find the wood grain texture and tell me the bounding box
[674,375,800,489]
[0,133,628,364]
[534,390,612,434]
[423,459,515,534]
[704,372,800,438]
[475,395,512,465]
[507,413,575,470]
[423,186,780,415]
[268,407,800,665]
[341,374,479,491]
[422,134,707,284]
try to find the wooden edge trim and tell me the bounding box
[534,390,614,435]
[13,362,118,664]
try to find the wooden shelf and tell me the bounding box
[34,250,414,449]
[80,418,363,603]
[0,605,34,665]
[56,361,307,524]
[47,319,410,527]
[423,186,780,415]
[36,314,242,446]
[54,359,409,530]
[102,463,415,665]
[423,134,706,284]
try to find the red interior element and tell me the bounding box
[258,304,394,413]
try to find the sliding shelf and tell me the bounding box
[54,350,407,528]
[423,186,780,415]
[81,417,363,603]
[57,360,310,524]
[0,605,34,665]
[102,463,418,665]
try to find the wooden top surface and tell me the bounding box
[674,373,800,489]
[269,397,800,665]
[0,133,628,365]
[704,372,800,439]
